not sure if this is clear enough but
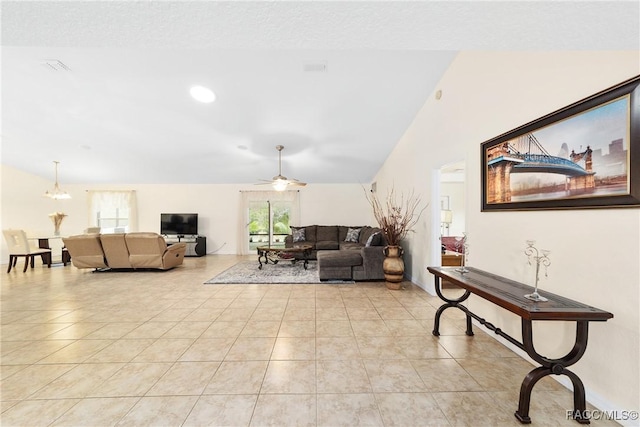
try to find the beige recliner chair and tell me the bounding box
[125,232,186,270]
[62,234,107,269]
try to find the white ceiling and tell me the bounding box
[2,1,638,185]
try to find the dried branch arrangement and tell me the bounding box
[365,187,426,246]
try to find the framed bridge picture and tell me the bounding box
[481,75,640,211]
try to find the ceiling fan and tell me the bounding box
[257,145,307,191]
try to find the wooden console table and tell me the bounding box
[427,266,613,425]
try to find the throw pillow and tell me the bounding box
[365,232,380,247]
[345,228,361,243]
[292,227,306,242]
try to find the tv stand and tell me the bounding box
[166,235,206,257]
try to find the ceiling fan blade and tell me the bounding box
[254,145,307,188]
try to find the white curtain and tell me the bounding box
[238,190,300,255]
[87,190,138,232]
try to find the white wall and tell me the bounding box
[374,51,639,421]
[0,164,373,258]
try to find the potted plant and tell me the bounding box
[366,187,425,289]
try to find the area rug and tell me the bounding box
[204,261,353,285]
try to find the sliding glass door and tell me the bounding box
[240,191,300,255]
[248,200,292,250]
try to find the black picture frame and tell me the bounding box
[481,75,640,211]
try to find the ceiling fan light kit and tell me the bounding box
[257,145,307,191]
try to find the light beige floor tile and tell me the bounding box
[363,359,427,392]
[184,394,257,427]
[271,337,315,360]
[356,336,406,359]
[3,323,74,341]
[85,338,155,363]
[162,321,212,338]
[250,394,316,427]
[0,364,26,381]
[32,362,124,399]
[433,391,522,426]
[217,308,255,322]
[131,338,194,362]
[225,337,275,361]
[283,308,316,321]
[1,340,75,365]
[201,321,247,338]
[83,322,141,339]
[50,397,139,427]
[250,307,285,321]
[179,337,235,361]
[147,361,220,395]
[412,359,484,392]
[240,320,281,337]
[316,320,353,337]
[395,335,452,359]
[88,362,171,397]
[116,395,198,426]
[0,398,81,427]
[316,336,361,359]
[0,256,602,427]
[316,306,349,320]
[123,322,178,339]
[261,360,316,394]
[317,359,372,393]
[204,360,269,394]
[317,393,383,427]
[351,320,392,336]
[0,363,74,400]
[347,308,382,320]
[278,320,315,337]
[37,339,112,364]
[45,323,107,340]
[182,308,224,321]
[376,392,451,427]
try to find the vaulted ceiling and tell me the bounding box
[2,1,637,185]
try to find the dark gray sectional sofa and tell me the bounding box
[284,225,387,281]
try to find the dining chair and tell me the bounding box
[2,229,52,273]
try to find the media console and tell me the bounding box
[165,235,206,257]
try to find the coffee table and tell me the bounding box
[257,245,313,270]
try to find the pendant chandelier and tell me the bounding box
[44,161,71,200]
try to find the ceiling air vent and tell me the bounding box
[303,61,327,73]
[41,59,71,71]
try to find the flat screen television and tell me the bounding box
[160,213,198,236]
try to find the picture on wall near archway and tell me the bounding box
[481,75,640,211]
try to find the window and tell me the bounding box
[87,190,138,233]
[240,191,300,255]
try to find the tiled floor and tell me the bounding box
[1,255,618,426]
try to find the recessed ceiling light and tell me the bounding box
[190,85,216,103]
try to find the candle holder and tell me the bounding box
[454,232,470,274]
[524,240,550,302]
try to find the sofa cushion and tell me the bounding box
[303,225,317,242]
[316,226,338,242]
[365,232,382,247]
[316,240,340,250]
[344,227,361,243]
[317,250,362,267]
[292,227,306,242]
[340,242,364,251]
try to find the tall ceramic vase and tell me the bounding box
[383,245,404,290]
